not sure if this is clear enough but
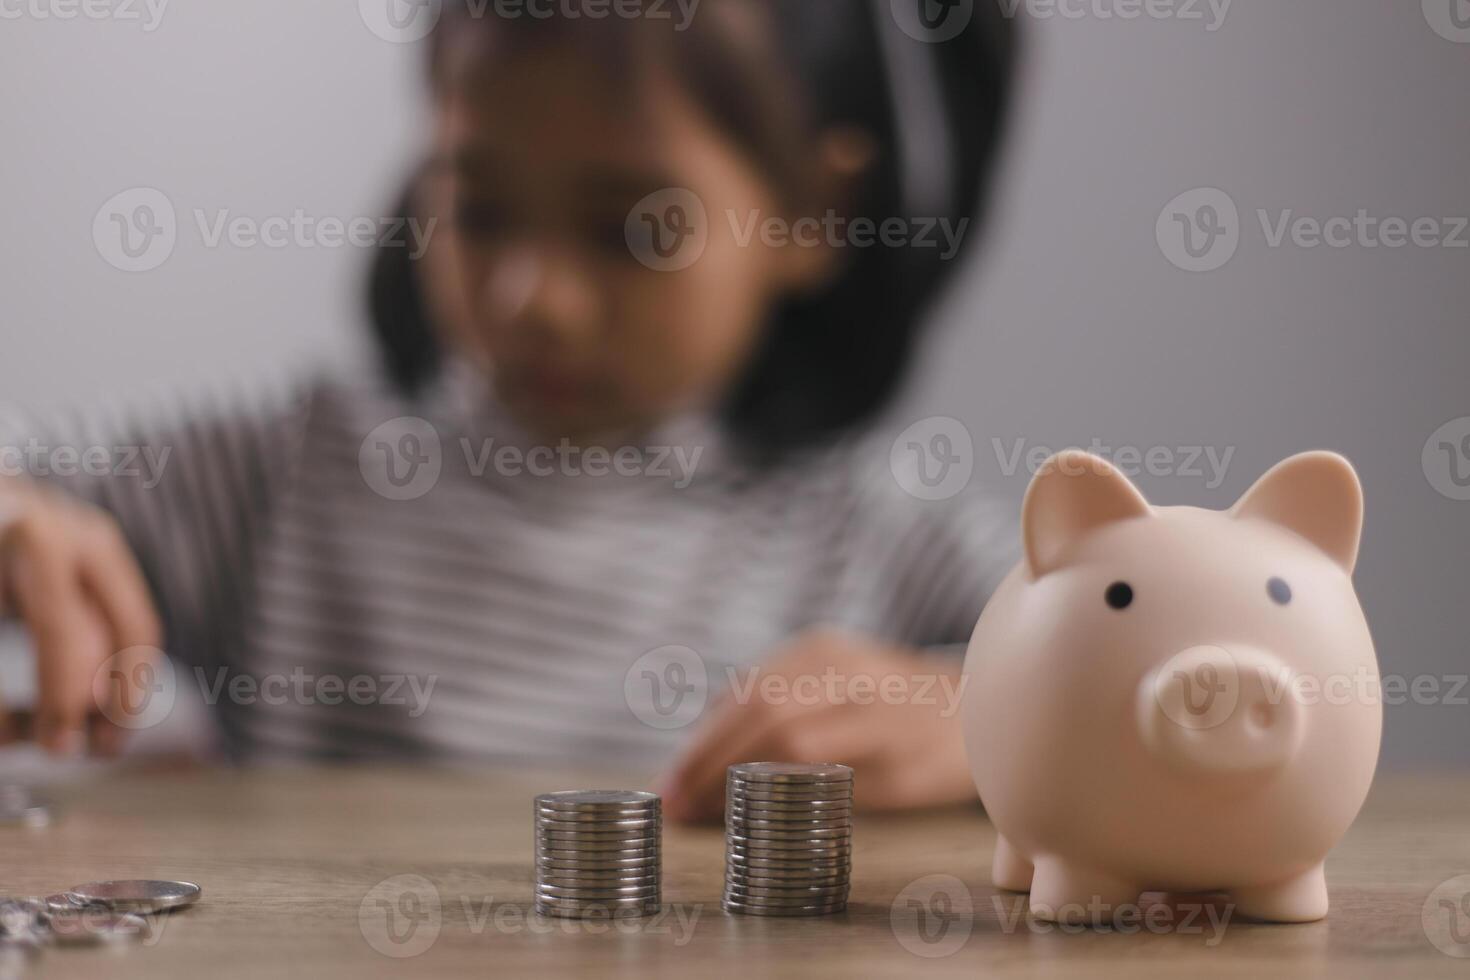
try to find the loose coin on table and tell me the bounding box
[66,880,202,915]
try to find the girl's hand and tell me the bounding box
[659,629,975,823]
[0,479,162,755]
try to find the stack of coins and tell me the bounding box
[534,791,661,919]
[723,763,853,916]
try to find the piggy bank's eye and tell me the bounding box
[1267,576,1292,605]
[1105,581,1134,610]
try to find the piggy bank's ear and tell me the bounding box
[1023,451,1152,578]
[1230,451,1363,573]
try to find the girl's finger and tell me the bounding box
[77,515,162,658]
[3,518,96,754]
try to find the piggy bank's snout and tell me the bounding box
[1136,646,1305,774]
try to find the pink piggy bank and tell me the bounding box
[962,450,1381,923]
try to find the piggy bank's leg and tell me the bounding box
[1231,863,1328,922]
[992,835,1034,892]
[1028,858,1139,925]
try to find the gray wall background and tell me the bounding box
[0,1,1466,767]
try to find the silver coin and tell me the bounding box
[726,780,852,795]
[534,864,661,878]
[535,791,660,810]
[536,854,661,870]
[724,891,849,909]
[722,898,846,916]
[729,805,858,822]
[726,804,851,819]
[534,902,656,920]
[727,860,851,875]
[726,869,849,886]
[534,889,661,903]
[726,825,851,841]
[533,863,660,877]
[43,892,97,914]
[535,840,660,852]
[726,834,852,850]
[535,809,661,825]
[535,833,661,847]
[725,879,849,897]
[725,860,850,877]
[536,827,661,842]
[538,875,658,893]
[726,822,851,838]
[726,784,853,800]
[535,844,661,859]
[537,810,660,823]
[727,837,853,852]
[535,861,660,875]
[727,851,851,865]
[727,857,850,873]
[533,894,660,910]
[535,823,661,837]
[726,833,852,846]
[46,909,150,946]
[727,762,852,782]
[66,880,201,915]
[535,883,660,898]
[723,899,852,916]
[728,793,852,808]
[727,851,852,866]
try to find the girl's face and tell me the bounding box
[422,45,831,444]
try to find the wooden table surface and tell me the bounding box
[3,766,1469,979]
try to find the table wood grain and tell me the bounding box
[4,767,1469,978]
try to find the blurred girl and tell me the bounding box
[0,0,1017,821]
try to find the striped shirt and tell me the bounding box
[0,362,1016,766]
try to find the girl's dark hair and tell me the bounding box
[367,0,1019,456]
